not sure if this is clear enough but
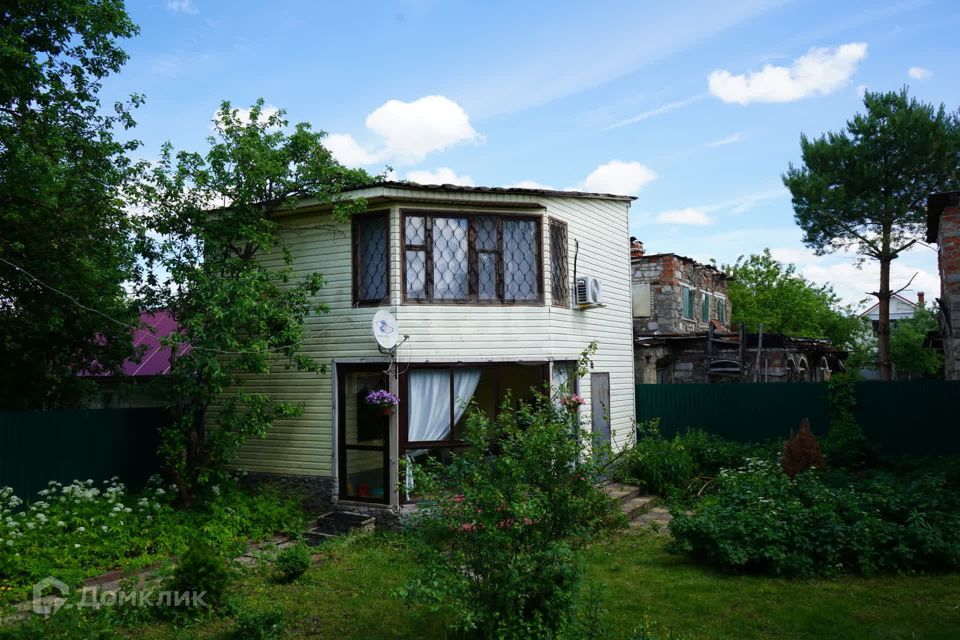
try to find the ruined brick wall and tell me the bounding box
[937,204,960,380]
[632,254,730,335]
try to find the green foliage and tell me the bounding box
[669,460,960,577]
[890,306,943,379]
[274,543,311,583]
[0,477,306,604]
[822,372,875,468]
[233,606,285,640]
[783,88,960,379]
[722,249,862,347]
[402,394,620,639]
[0,0,143,408]
[132,100,376,504]
[614,423,776,496]
[0,606,120,640]
[166,540,231,613]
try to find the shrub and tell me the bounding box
[615,424,775,496]
[822,372,875,468]
[166,539,231,613]
[781,418,826,479]
[669,460,960,577]
[275,542,311,583]
[234,607,285,640]
[0,476,306,604]
[403,394,620,640]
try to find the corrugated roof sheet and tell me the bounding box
[349,180,638,202]
[87,310,189,377]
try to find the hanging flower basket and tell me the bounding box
[365,389,399,415]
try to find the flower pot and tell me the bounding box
[381,406,395,416]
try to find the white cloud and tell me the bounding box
[769,246,939,308]
[655,208,712,225]
[166,0,198,15]
[581,161,657,195]
[856,83,868,97]
[328,96,481,167]
[324,133,382,167]
[908,66,932,80]
[708,42,868,104]
[603,94,706,130]
[405,167,474,186]
[706,132,744,147]
[504,180,555,190]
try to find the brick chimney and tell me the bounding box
[917,291,925,307]
[630,237,645,260]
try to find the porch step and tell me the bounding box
[305,510,376,545]
[620,494,658,520]
[601,481,671,532]
[601,481,643,503]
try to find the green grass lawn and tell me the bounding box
[118,529,960,640]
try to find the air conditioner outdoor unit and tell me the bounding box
[576,275,603,306]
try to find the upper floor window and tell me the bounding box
[549,220,569,307]
[402,212,542,304]
[681,284,695,319]
[716,297,727,324]
[353,212,389,306]
[701,291,711,321]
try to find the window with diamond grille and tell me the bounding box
[402,213,542,304]
[353,212,389,306]
[549,220,569,307]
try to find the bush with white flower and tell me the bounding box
[0,474,306,603]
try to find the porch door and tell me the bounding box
[590,372,611,456]
[338,366,390,503]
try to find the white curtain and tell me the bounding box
[405,368,482,495]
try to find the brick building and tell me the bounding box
[927,191,960,380]
[630,239,846,384]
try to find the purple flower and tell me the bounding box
[365,389,399,407]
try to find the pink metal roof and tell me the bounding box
[119,310,190,376]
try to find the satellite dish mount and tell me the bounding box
[372,310,408,375]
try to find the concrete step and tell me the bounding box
[620,494,658,520]
[305,511,376,545]
[601,481,643,503]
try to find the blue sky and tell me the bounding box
[104,0,960,308]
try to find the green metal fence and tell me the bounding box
[636,381,960,455]
[0,408,167,500]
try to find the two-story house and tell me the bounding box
[234,182,636,517]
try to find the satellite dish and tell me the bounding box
[372,309,399,350]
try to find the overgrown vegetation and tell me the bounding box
[0,477,306,604]
[401,395,622,640]
[669,459,960,577]
[274,543,311,584]
[613,421,776,497]
[821,371,875,468]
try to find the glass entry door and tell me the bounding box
[338,366,390,503]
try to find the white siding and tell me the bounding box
[231,189,636,479]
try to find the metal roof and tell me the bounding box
[86,310,190,378]
[347,180,637,202]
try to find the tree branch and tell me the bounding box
[891,272,918,298]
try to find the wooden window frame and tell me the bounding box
[400,210,544,306]
[351,211,390,307]
[549,219,569,308]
